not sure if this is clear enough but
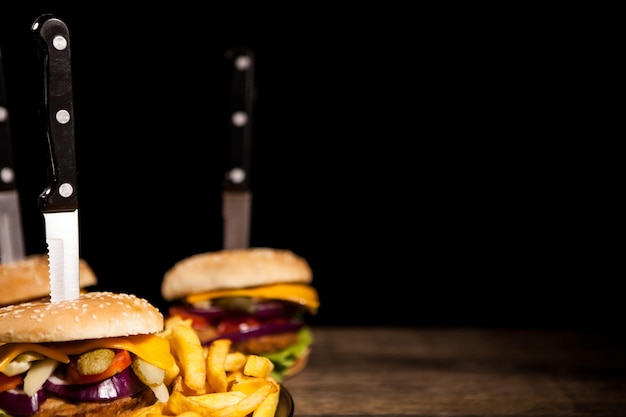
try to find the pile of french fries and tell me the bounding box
[129,316,280,417]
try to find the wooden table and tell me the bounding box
[284,327,626,416]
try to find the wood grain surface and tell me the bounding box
[284,327,626,416]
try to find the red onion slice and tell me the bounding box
[0,388,46,415]
[181,301,299,322]
[202,321,303,346]
[43,367,145,401]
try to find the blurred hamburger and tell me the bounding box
[0,254,97,306]
[0,291,175,416]
[161,247,319,381]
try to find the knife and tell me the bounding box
[0,47,26,263]
[32,15,80,302]
[222,46,255,250]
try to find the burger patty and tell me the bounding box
[196,329,299,354]
[33,386,156,417]
[233,331,300,354]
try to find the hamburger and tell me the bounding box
[0,291,175,416]
[0,254,98,306]
[160,247,319,381]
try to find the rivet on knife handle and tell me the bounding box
[32,14,80,302]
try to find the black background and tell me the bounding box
[1,6,617,330]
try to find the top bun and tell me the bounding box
[161,247,312,301]
[0,254,98,306]
[0,291,164,343]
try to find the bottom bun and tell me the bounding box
[284,347,311,378]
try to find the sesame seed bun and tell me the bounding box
[0,291,164,343]
[161,247,313,301]
[0,254,98,306]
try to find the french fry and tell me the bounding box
[253,385,280,417]
[170,324,207,393]
[147,413,202,417]
[226,370,244,384]
[189,391,247,411]
[205,382,276,417]
[243,355,274,378]
[162,315,193,338]
[206,338,231,393]
[171,375,208,397]
[163,357,180,386]
[166,391,213,416]
[132,329,282,417]
[224,351,247,372]
[230,375,271,396]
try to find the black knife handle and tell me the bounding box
[224,46,255,192]
[0,47,17,192]
[32,14,78,212]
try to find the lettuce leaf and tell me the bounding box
[263,326,313,382]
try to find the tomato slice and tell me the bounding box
[168,307,212,330]
[0,373,24,393]
[216,317,261,335]
[65,349,131,385]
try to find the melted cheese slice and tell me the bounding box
[0,343,70,370]
[0,334,174,372]
[186,283,320,313]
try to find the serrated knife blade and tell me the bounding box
[223,46,255,250]
[0,46,26,263]
[32,14,80,302]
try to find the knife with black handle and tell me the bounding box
[222,46,256,250]
[32,14,80,301]
[0,46,26,263]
